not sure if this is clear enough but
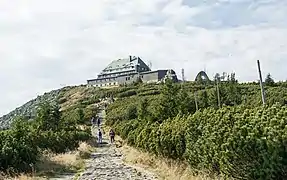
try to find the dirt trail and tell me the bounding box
[77,108,158,180]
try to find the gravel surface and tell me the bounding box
[77,108,158,180]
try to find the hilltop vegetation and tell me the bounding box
[1,74,287,179]
[105,78,287,179]
[0,85,101,176]
[0,102,91,175]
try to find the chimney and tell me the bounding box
[129,55,132,61]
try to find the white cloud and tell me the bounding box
[0,0,287,116]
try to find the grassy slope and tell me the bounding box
[2,81,287,128]
[1,85,99,180]
[2,81,287,179]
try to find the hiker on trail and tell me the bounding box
[97,117,101,127]
[91,117,96,126]
[109,129,115,144]
[98,129,103,144]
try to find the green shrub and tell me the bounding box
[35,130,90,153]
[117,90,137,98]
[0,119,39,173]
[0,101,92,174]
[110,99,287,179]
[58,97,67,104]
[138,90,160,96]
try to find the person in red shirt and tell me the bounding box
[109,129,115,144]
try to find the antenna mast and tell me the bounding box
[148,61,152,70]
[181,68,185,82]
[257,60,266,105]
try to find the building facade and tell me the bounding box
[87,56,178,87]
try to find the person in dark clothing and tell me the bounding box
[109,129,115,144]
[91,117,95,125]
[98,129,102,144]
[97,117,101,127]
[91,117,97,129]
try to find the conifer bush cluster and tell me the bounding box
[106,78,287,179]
[0,102,90,174]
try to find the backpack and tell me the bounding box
[99,131,102,136]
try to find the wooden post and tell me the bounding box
[182,68,185,82]
[194,92,199,111]
[216,78,221,108]
[257,60,266,105]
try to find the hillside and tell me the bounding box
[1,78,287,179]
[104,80,287,179]
[0,85,106,129]
[0,89,62,129]
[1,80,287,128]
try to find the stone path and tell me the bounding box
[77,108,158,180]
[78,139,157,180]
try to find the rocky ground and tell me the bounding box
[78,137,157,180]
[0,88,62,129]
[77,108,158,180]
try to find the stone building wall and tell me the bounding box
[87,69,178,88]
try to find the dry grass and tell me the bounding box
[31,151,82,178]
[6,142,95,180]
[120,144,214,180]
[5,174,46,180]
[76,141,94,159]
[60,87,86,111]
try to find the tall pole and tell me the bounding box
[181,68,185,90]
[194,92,199,111]
[257,60,266,105]
[182,68,185,82]
[216,78,221,108]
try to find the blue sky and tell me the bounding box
[0,0,287,116]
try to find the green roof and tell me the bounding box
[104,57,137,70]
[100,56,150,74]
